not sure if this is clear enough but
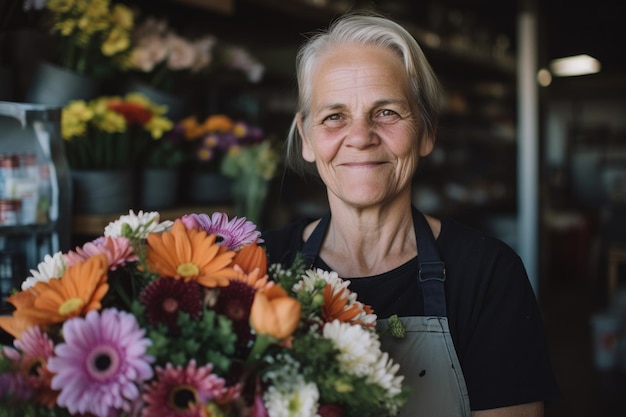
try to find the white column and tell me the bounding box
[517,1,540,295]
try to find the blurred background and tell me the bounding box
[1,0,625,415]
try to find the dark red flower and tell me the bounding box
[140,277,203,334]
[318,403,346,417]
[211,280,256,350]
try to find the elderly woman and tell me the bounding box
[262,11,559,417]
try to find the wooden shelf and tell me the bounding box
[71,205,234,236]
[170,0,234,14]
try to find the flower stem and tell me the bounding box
[246,334,275,364]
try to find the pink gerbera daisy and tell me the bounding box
[65,236,138,270]
[142,360,228,417]
[12,325,58,407]
[47,308,154,417]
[180,212,262,251]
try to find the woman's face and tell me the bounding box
[298,43,434,209]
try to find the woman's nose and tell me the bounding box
[345,117,379,148]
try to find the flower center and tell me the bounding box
[177,262,200,277]
[171,385,197,410]
[28,358,43,376]
[226,300,246,321]
[58,297,84,316]
[162,297,179,313]
[86,345,121,381]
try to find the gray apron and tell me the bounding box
[301,208,471,417]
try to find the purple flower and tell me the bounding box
[180,212,262,250]
[0,373,32,403]
[47,308,154,417]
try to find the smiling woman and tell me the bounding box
[262,10,560,417]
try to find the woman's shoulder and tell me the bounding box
[439,217,518,254]
[261,217,315,265]
[437,219,525,279]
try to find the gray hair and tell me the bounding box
[285,10,442,177]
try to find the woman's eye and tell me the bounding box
[324,114,341,122]
[379,109,398,117]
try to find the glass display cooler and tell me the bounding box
[0,101,71,314]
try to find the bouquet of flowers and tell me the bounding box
[43,0,136,78]
[61,92,174,169]
[0,210,408,417]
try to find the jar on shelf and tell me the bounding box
[0,199,21,226]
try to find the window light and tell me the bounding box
[549,54,601,77]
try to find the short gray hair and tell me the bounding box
[285,10,442,177]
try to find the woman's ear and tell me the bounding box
[297,113,316,162]
[418,134,435,157]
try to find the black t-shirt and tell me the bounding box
[261,216,560,411]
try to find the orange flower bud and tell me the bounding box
[250,285,300,340]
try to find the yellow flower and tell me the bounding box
[111,3,134,30]
[101,26,130,57]
[54,18,77,37]
[233,121,248,138]
[47,0,75,14]
[94,108,126,133]
[61,100,93,140]
[146,221,239,288]
[146,116,174,139]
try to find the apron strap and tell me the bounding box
[301,208,447,317]
[412,206,447,317]
[301,212,331,268]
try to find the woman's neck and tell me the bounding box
[317,197,418,277]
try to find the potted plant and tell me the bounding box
[221,136,281,225]
[61,92,173,214]
[26,0,136,106]
[170,114,272,207]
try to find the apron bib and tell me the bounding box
[301,207,471,417]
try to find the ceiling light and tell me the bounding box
[549,54,601,77]
[537,68,552,86]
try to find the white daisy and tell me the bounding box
[263,366,319,417]
[367,351,404,396]
[294,268,351,295]
[21,251,66,290]
[322,320,380,378]
[104,210,173,239]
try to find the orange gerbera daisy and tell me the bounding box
[232,242,267,276]
[323,284,375,327]
[146,220,238,288]
[230,264,271,291]
[0,254,109,338]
